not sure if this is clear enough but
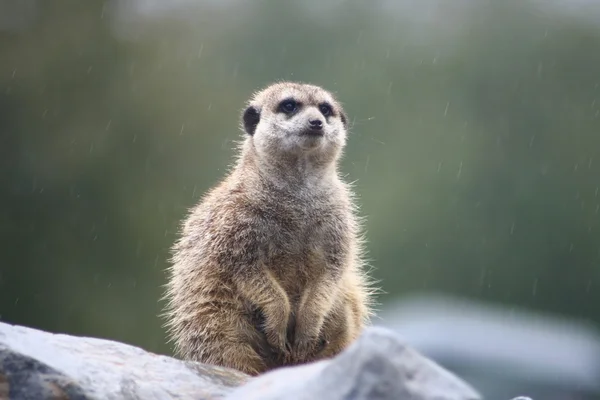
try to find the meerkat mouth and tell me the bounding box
[300,129,325,137]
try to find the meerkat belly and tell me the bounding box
[262,224,329,290]
[256,201,347,306]
[264,244,327,301]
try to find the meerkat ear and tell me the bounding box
[242,106,260,136]
[339,111,348,128]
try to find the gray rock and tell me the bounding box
[0,321,482,400]
[0,321,248,399]
[226,327,482,400]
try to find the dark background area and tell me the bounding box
[1,0,600,357]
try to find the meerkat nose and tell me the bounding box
[309,119,323,130]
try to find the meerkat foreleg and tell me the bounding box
[168,298,268,375]
[292,275,340,360]
[234,269,292,355]
[318,296,362,359]
[201,312,268,375]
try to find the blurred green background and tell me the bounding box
[1,0,600,357]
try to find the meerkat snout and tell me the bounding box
[302,115,325,137]
[308,118,323,130]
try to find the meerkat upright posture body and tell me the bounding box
[163,82,374,376]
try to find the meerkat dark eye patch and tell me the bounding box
[318,103,333,117]
[242,106,260,136]
[278,98,299,114]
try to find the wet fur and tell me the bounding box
[163,82,376,375]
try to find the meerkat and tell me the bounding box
[163,81,375,376]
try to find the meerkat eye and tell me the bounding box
[278,99,298,114]
[319,103,333,117]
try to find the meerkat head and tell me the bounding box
[241,82,348,167]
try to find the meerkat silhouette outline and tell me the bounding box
[163,81,376,376]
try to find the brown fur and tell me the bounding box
[162,82,376,376]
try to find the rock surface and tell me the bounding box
[0,321,483,400]
[0,321,248,399]
[226,327,482,400]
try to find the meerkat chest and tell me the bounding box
[260,199,350,285]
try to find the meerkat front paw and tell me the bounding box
[262,302,291,355]
[317,337,329,353]
[292,330,322,361]
[265,325,289,354]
